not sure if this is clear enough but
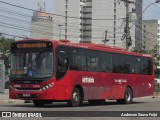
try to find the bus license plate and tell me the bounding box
[23,94,30,97]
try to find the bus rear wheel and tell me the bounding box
[117,87,133,104]
[68,88,82,107]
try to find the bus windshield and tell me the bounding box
[10,51,54,78]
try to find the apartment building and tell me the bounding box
[53,0,141,49]
[142,19,160,51]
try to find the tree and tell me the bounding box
[0,34,15,72]
[149,45,160,77]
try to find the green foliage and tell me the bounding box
[155,87,160,93]
[0,34,15,70]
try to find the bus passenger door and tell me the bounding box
[56,56,69,80]
[56,46,69,80]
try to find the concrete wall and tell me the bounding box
[0,60,5,93]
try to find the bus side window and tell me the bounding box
[112,54,123,73]
[147,59,152,75]
[100,52,112,72]
[135,57,143,74]
[72,49,86,70]
[87,51,99,71]
[123,55,135,74]
[143,58,152,75]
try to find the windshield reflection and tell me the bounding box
[11,52,53,78]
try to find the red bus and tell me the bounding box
[9,39,154,107]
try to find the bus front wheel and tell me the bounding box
[117,87,133,104]
[68,88,82,107]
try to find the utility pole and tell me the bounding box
[114,0,116,45]
[121,0,134,50]
[125,0,130,50]
[65,0,68,40]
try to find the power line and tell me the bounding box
[0,9,126,36]
[0,20,124,40]
[0,32,25,38]
[0,7,122,30]
[0,0,124,20]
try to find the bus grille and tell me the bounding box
[16,94,38,98]
[15,88,41,91]
[12,80,43,84]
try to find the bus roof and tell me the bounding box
[56,40,152,58]
[15,39,153,58]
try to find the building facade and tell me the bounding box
[30,2,53,39]
[142,19,159,51]
[53,0,141,49]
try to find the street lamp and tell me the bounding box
[143,0,160,14]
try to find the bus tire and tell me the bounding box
[33,100,45,107]
[68,88,82,107]
[124,87,133,104]
[117,87,133,104]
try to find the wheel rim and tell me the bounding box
[125,90,131,102]
[73,91,79,103]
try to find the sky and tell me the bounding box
[0,0,53,39]
[0,0,159,39]
[143,0,160,20]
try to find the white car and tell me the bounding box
[155,78,160,84]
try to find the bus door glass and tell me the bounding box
[56,46,69,80]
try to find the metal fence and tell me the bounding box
[0,60,5,93]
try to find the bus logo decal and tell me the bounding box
[115,79,127,84]
[82,77,94,83]
[148,83,152,88]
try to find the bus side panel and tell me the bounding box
[144,75,154,96]
[133,75,154,98]
[55,86,66,100]
[70,71,103,100]
[55,71,72,100]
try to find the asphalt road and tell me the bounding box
[0,97,160,120]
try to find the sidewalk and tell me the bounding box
[0,89,24,104]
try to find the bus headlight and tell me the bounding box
[41,82,54,91]
[9,84,14,90]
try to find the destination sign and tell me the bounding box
[17,43,47,48]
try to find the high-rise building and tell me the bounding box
[142,19,159,51]
[53,0,141,49]
[30,2,53,39]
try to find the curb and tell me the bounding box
[0,100,25,104]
